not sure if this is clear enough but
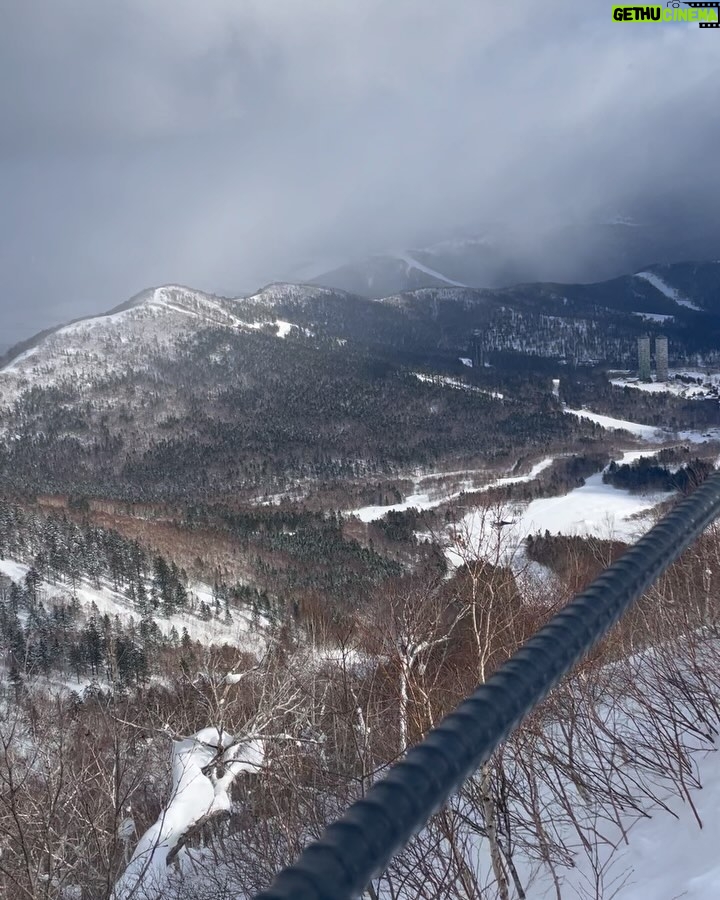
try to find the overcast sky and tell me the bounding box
[1,0,718,345]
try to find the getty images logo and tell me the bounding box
[612,2,720,26]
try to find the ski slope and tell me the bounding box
[446,449,671,568]
[634,271,702,311]
[565,406,720,444]
[348,457,554,522]
[563,407,663,440]
[393,252,467,287]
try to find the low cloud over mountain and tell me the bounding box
[1,1,719,342]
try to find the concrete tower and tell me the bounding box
[655,335,669,382]
[638,335,651,381]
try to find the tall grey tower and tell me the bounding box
[655,335,668,382]
[638,335,651,381]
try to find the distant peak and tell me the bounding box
[242,282,354,307]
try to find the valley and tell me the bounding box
[2,261,719,627]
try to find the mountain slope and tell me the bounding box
[308,254,460,297]
[2,262,720,502]
[312,221,720,297]
[0,284,586,501]
[4,262,719,404]
[0,285,320,406]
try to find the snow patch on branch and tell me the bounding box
[112,728,263,900]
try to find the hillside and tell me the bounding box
[1,264,720,504]
[1,477,719,900]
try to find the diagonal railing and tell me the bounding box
[255,472,720,900]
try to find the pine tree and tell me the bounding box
[25,566,41,605]
[82,618,104,678]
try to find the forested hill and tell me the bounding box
[0,263,719,501]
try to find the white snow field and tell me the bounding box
[563,407,663,440]
[348,457,554,523]
[446,449,672,569]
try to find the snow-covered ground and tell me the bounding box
[563,407,663,440]
[526,640,720,900]
[0,559,266,654]
[348,458,554,523]
[610,370,720,401]
[446,449,670,568]
[567,746,720,900]
[447,742,720,900]
[564,406,720,443]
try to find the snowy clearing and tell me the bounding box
[446,450,670,568]
[564,406,720,444]
[563,407,662,440]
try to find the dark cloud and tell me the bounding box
[1,0,719,343]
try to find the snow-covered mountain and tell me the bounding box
[0,283,340,409]
[308,251,468,297]
[3,262,720,407]
[1,261,720,503]
[311,219,720,297]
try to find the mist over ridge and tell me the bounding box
[0,0,718,343]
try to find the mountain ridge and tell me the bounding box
[6,259,720,375]
[308,220,720,297]
[1,263,717,557]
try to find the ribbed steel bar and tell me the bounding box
[256,472,720,900]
